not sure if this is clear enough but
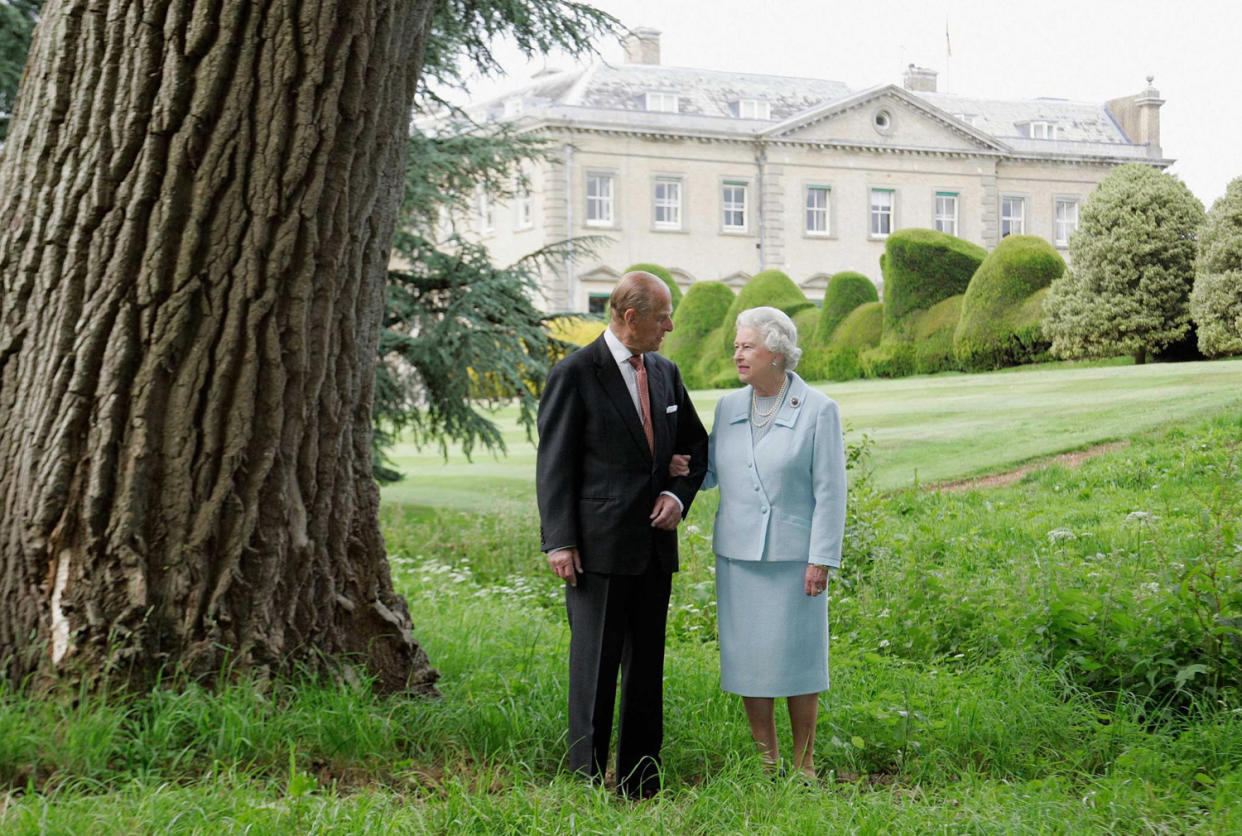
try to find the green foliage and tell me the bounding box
[625,263,682,310]
[815,272,878,345]
[1191,177,1242,357]
[828,301,884,351]
[719,270,815,354]
[825,346,864,381]
[1044,164,1206,363]
[955,235,1065,371]
[910,294,963,374]
[880,228,986,338]
[860,342,916,378]
[664,281,734,387]
[0,0,40,142]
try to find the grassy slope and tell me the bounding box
[381,357,1242,508]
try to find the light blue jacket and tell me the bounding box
[704,372,846,568]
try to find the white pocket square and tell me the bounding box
[665,404,678,413]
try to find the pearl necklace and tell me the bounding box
[749,374,790,428]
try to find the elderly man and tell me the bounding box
[536,271,708,798]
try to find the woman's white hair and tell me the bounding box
[736,306,802,370]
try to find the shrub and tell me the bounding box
[546,316,605,347]
[693,324,740,389]
[954,235,1065,371]
[825,346,863,381]
[1190,176,1242,357]
[719,269,815,354]
[911,294,963,374]
[626,262,682,310]
[881,228,986,338]
[814,271,878,346]
[663,281,734,386]
[1044,163,1205,364]
[860,342,915,378]
[829,301,883,351]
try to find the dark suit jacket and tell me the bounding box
[536,334,708,574]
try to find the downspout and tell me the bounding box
[564,142,576,312]
[755,143,767,272]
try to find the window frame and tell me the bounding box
[804,184,831,237]
[736,98,771,120]
[476,187,495,235]
[644,91,679,113]
[934,190,959,236]
[1053,196,1080,248]
[585,171,616,228]
[1000,195,1026,237]
[721,179,749,233]
[653,176,683,231]
[869,187,895,238]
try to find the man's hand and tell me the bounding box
[649,494,682,530]
[804,564,829,597]
[548,547,582,586]
[668,453,690,477]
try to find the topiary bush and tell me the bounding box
[911,294,964,375]
[814,271,878,346]
[828,301,883,352]
[719,269,816,355]
[881,228,986,339]
[626,262,682,310]
[860,342,915,378]
[954,235,1065,371]
[663,280,734,386]
[1190,176,1242,357]
[826,346,863,381]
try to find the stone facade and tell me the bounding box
[442,34,1170,313]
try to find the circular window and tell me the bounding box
[873,108,893,135]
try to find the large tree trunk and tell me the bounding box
[0,0,439,694]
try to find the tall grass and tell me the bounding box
[4,408,1240,832]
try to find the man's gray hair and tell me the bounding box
[736,306,802,370]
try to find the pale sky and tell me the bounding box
[452,0,1241,208]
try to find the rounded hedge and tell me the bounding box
[828,301,883,351]
[911,294,964,375]
[720,269,815,354]
[954,235,1065,371]
[626,263,682,310]
[814,271,879,346]
[1191,176,1242,357]
[664,281,735,387]
[881,228,986,337]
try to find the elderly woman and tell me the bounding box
[684,306,847,779]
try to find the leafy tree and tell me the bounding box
[1190,176,1242,357]
[0,0,616,693]
[1043,164,1205,364]
[0,0,41,141]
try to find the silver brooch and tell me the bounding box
[790,397,800,407]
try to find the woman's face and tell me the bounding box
[733,326,782,387]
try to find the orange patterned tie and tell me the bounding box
[627,355,655,454]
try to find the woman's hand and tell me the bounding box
[668,453,690,477]
[804,563,829,597]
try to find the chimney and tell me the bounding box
[903,64,938,92]
[1107,76,1164,157]
[623,26,661,65]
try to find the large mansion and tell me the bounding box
[445,28,1170,314]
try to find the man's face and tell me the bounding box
[625,296,674,354]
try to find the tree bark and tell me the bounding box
[0,0,439,694]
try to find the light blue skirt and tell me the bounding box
[715,556,829,697]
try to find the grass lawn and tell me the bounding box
[381,357,1242,509]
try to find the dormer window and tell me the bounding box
[645,91,679,113]
[1022,121,1057,139]
[733,99,771,120]
[953,112,978,127]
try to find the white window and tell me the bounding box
[586,173,614,227]
[515,184,533,230]
[735,99,771,120]
[645,91,679,113]
[722,181,747,231]
[476,188,494,234]
[1054,198,1079,247]
[503,97,524,118]
[870,188,894,237]
[1028,121,1057,139]
[1001,196,1025,237]
[653,178,682,229]
[805,186,830,235]
[935,192,958,236]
